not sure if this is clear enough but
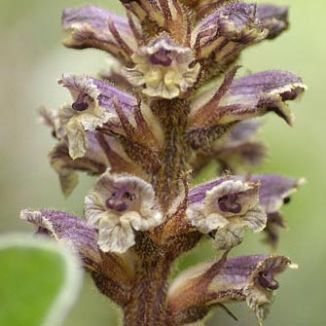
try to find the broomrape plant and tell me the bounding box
[21,0,306,325]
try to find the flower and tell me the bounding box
[192,3,268,60]
[85,171,163,253]
[187,179,266,250]
[190,120,266,176]
[58,74,137,159]
[49,136,108,197]
[20,209,101,271]
[62,5,138,61]
[167,254,296,325]
[243,255,297,324]
[123,35,201,99]
[189,70,306,131]
[251,175,306,246]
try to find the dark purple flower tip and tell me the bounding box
[189,173,305,213]
[249,255,294,291]
[256,4,289,39]
[20,209,101,271]
[189,177,258,206]
[263,211,286,247]
[224,255,295,322]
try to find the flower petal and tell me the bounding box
[98,215,136,254]
[214,223,245,250]
[20,209,101,271]
[213,121,266,172]
[62,6,137,61]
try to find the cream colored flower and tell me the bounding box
[187,179,266,250]
[85,171,163,253]
[58,74,116,160]
[123,36,201,99]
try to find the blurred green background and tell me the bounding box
[0,0,324,325]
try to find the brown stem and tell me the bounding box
[152,98,190,210]
[123,235,173,326]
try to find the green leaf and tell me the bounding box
[0,234,83,326]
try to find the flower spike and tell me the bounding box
[21,0,306,324]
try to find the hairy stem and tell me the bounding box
[152,98,190,210]
[122,99,192,325]
[123,236,172,326]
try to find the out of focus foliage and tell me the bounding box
[0,235,82,326]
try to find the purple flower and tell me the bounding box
[187,178,266,249]
[62,6,138,61]
[20,209,101,271]
[85,171,163,253]
[124,35,200,98]
[168,254,296,324]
